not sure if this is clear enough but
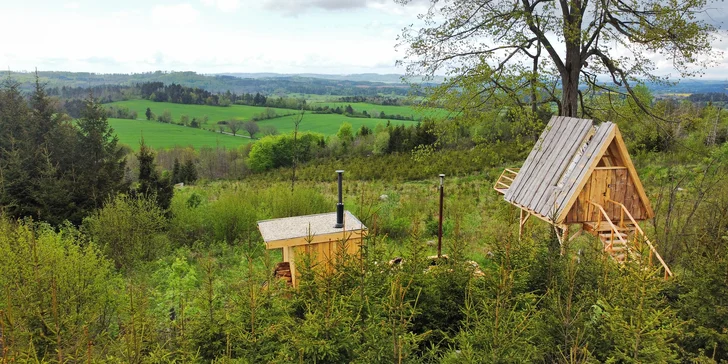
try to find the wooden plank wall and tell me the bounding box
[291,238,362,276]
[565,168,647,223]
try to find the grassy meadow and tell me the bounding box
[311,101,450,119]
[256,112,419,135]
[107,100,426,148]
[109,118,251,149]
[108,100,294,123]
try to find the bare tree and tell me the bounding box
[243,121,260,139]
[261,125,278,136]
[228,120,243,136]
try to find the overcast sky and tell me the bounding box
[2,0,727,78]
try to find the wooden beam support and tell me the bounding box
[519,208,532,240]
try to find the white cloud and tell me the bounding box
[201,0,241,12]
[261,0,424,14]
[151,3,200,26]
[63,2,80,9]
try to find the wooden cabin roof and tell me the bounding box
[257,211,367,244]
[502,116,653,224]
[504,116,596,220]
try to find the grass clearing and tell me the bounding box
[109,118,251,150]
[108,100,294,124]
[107,100,426,144]
[256,113,419,135]
[311,102,449,119]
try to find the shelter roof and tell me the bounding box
[257,210,366,243]
[504,116,618,222]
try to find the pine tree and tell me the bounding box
[0,80,36,219]
[136,138,173,210]
[74,96,128,213]
[182,159,198,184]
[172,158,182,184]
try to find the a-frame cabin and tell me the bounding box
[495,116,672,278]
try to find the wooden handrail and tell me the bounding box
[605,199,673,279]
[493,167,520,194]
[586,200,629,252]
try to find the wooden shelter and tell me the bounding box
[257,211,367,287]
[495,116,672,278]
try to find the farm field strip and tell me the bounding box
[108,100,294,123]
[108,118,251,150]
[107,100,424,146]
[256,113,418,135]
[310,102,448,119]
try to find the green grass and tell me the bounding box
[108,100,295,124]
[107,100,427,144]
[109,118,251,150]
[256,113,419,135]
[310,102,449,120]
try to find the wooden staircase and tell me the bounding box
[585,200,673,279]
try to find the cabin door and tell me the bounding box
[566,168,636,223]
[591,168,629,220]
[589,169,612,216]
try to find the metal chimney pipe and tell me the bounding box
[438,174,445,258]
[335,170,344,228]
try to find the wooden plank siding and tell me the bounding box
[289,235,363,286]
[564,166,649,223]
[505,116,568,203]
[524,119,587,215]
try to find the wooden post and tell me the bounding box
[519,209,525,240]
[518,209,531,241]
[438,174,445,259]
[561,225,570,255]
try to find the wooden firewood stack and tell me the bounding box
[273,262,292,286]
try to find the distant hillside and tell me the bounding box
[219,72,446,84]
[5,70,724,98]
[644,79,728,95]
[4,71,421,97]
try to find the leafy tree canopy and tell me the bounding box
[397,0,720,117]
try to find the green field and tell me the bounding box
[256,113,418,135]
[106,100,444,149]
[109,118,251,150]
[108,100,294,124]
[310,102,449,120]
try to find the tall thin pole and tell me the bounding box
[438,174,445,259]
[335,170,344,228]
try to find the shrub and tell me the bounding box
[248,132,326,172]
[0,218,122,361]
[83,194,170,269]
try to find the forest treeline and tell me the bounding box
[1,74,728,362]
[0,78,195,225]
[8,70,421,97]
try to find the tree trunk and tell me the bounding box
[561,45,581,117]
[560,2,583,117]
